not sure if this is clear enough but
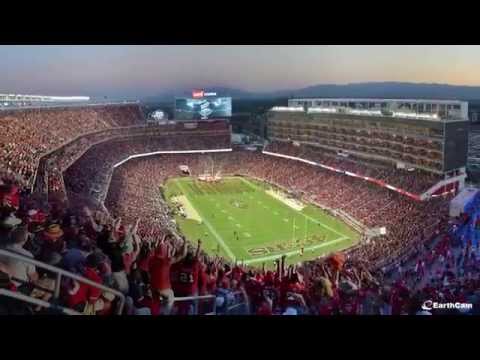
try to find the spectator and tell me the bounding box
[149,235,187,315]
[0,225,39,291]
[171,239,202,314]
[65,253,103,314]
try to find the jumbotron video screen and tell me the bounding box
[175,97,232,120]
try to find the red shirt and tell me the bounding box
[318,300,336,315]
[66,267,102,307]
[256,301,273,315]
[206,274,217,294]
[341,298,359,315]
[232,266,243,282]
[171,259,200,296]
[138,296,161,316]
[1,186,20,209]
[149,257,172,291]
[245,280,264,306]
[84,268,102,302]
[263,272,274,286]
[198,268,209,295]
[138,254,152,273]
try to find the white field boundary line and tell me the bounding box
[243,236,349,265]
[113,148,232,169]
[171,195,203,223]
[175,179,236,261]
[239,177,346,239]
[266,189,305,211]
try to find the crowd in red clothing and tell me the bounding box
[99,150,450,272]
[265,141,442,195]
[0,146,477,315]
[0,104,144,189]
[1,109,477,315]
[63,133,231,206]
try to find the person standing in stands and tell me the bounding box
[149,235,187,315]
[171,239,202,315]
[101,218,130,295]
[0,262,32,315]
[66,253,105,314]
[0,225,38,292]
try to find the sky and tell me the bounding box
[1,45,480,98]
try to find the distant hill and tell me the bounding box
[141,82,480,103]
[271,82,480,101]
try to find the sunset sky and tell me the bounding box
[1,45,480,98]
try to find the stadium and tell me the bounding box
[0,91,478,316]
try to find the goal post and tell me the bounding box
[197,174,222,182]
[197,155,224,182]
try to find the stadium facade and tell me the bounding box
[267,98,469,200]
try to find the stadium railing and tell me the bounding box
[173,294,217,315]
[172,290,250,315]
[225,291,250,315]
[0,288,82,315]
[0,249,125,315]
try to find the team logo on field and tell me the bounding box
[246,234,327,257]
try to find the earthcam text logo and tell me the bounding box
[422,300,473,311]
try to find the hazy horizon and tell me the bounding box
[1,45,480,98]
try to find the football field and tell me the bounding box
[163,176,360,266]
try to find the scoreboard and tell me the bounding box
[175,90,232,120]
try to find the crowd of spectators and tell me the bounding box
[99,151,450,270]
[0,112,477,315]
[0,104,144,189]
[265,141,442,195]
[1,156,476,314]
[31,120,231,199]
[64,133,231,206]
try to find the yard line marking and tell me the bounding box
[243,236,349,265]
[299,211,345,238]
[175,180,236,261]
[241,177,346,238]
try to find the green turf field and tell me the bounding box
[163,176,360,266]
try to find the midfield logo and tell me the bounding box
[247,234,327,257]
